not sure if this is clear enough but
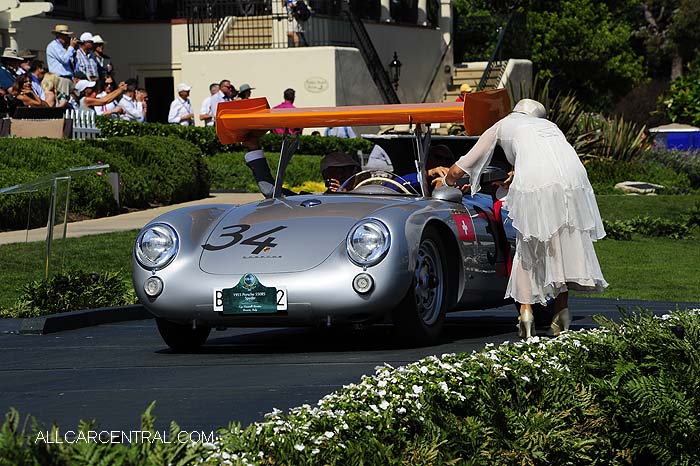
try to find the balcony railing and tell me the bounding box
[181,0,354,51]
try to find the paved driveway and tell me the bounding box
[0,298,696,433]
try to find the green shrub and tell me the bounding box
[0,139,118,231]
[661,57,700,126]
[205,152,323,192]
[1,270,136,318]
[584,157,692,194]
[97,117,374,156]
[643,149,700,189]
[603,216,693,240]
[89,136,210,207]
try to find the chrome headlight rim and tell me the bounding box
[134,223,179,270]
[346,219,391,267]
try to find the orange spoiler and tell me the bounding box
[216,89,511,144]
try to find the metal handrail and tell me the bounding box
[476,8,515,91]
[343,1,400,104]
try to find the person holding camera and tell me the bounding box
[320,152,361,193]
[46,25,78,99]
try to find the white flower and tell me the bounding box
[379,400,390,410]
[412,385,423,394]
[324,431,334,439]
[521,375,531,382]
[396,407,407,415]
[366,425,374,430]
[369,404,379,413]
[312,448,320,455]
[294,444,305,451]
[438,381,449,392]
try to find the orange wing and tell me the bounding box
[215,89,511,144]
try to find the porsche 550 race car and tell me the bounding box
[132,91,521,350]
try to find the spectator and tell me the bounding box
[0,48,22,91]
[168,83,194,126]
[455,83,472,102]
[237,83,254,100]
[46,25,77,78]
[320,151,361,193]
[283,0,303,47]
[77,78,126,113]
[117,80,145,122]
[93,77,121,116]
[92,35,113,79]
[9,73,47,107]
[28,60,47,101]
[209,79,236,124]
[75,32,99,81]
[136,88,148,122]
[41,72,69,107]
[325,126,356,138]
[16,49,36,75]
[272,88,299,134]
[199,82,219,126]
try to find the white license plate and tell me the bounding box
[213,287,287,312]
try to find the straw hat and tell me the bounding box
[52,24,74,35]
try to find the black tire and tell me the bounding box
[393,227,447,346]
[156,317,211,352]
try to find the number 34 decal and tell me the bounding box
[202,224,287,254]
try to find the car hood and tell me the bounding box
[199,195,415,274]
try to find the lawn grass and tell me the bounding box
[0,196,698,311]
[0,230,138,311]
[595,193,700,220]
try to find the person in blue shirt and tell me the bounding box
[0,48,23,91]
[46,24,78,79]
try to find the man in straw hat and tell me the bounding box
[455,83,473,102]
[16,49,36,76]
[91,35,113,79]
[46,24,78,97]
[0,48,23,91]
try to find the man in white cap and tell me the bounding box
[92,35,113,79]
[168,83,194,126]
[75,32,98,81]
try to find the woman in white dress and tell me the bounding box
[441,99,608,338]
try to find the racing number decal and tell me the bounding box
[202,224,287,254]
[276,289,285,306]
[452,214,476,242]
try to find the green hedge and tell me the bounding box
[96,117,374,156]
[584,156,693,194]
[205,152,324,192]
[0,136,210,231]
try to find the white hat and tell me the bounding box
[92,34,106,44]
[79,32,94,42]
[176,83,191,92]
[1,48,22,61]
[513,99,547,118]
[75,79,96,94]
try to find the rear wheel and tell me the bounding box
[156,317,211,352]
[393,227,447,345]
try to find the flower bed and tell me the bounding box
[3,309,699,465]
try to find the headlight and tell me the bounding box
[135,223,179,270]
[346,219,390,266]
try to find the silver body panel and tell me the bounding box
[132,192,515,327]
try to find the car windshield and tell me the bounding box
[338,170,420,195]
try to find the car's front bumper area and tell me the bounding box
[132,246,413,328]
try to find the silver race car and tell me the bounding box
[132,97,518,350]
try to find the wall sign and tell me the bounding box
[304,77,329,93]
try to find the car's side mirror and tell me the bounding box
[432,186,463,203]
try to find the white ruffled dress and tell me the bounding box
[456,112,608,304]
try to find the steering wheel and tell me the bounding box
[354,176,413,194]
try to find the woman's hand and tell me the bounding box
[427,166,449,178]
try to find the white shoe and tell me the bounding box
[548,308,571,336]
[517,308,535,339]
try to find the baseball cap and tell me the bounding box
[79,32,94,42]
[75,79,96,93]
[176,83,191,92]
